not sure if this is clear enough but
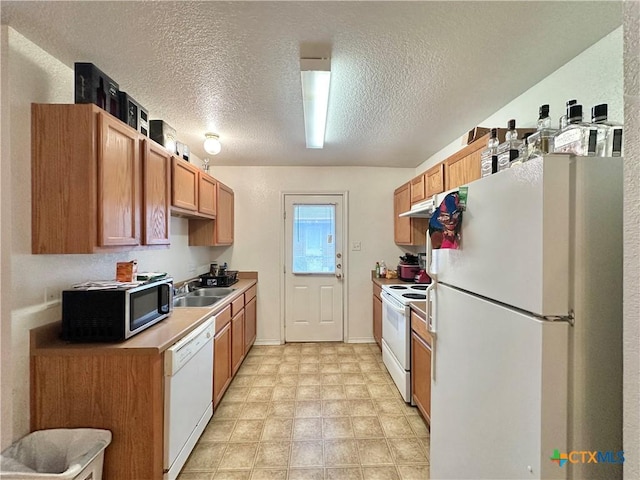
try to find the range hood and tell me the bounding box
[399,197,436,218]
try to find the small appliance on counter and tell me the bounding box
[397,253,420,282]
[414,252,431,284]
[199,263,238,287]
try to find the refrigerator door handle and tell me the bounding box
[425,226,436,280]
[426,281,436,381]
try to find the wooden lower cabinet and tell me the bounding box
[213,322,232,408]
[411,330,431,425]
[231,310,245,375]
[373,284,382,349]
[245,295,257,352]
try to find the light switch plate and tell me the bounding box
[351,241,361,251]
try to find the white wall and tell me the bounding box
[623,2,639,478]
[194,166,413,344]
[1,28,215,446]
[416,27,624,173]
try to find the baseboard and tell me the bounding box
[345,337,376,344]
[253,340,283,346]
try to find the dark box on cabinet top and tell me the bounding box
[149,120,177,152]
[118,91,149,136]
[74,62,119,118]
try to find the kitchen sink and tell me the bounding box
[188,287,236,297]
[173,296,223,308]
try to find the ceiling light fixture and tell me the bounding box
[203,133,222,155]
[300,57,331,149]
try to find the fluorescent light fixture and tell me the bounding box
[203,133,221,155]
[300,58,331,149]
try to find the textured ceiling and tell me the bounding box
[1,1,622,167]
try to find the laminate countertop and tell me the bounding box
[31,276,257,356]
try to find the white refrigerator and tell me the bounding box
[426,155,623,480]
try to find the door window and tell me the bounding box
[292,204,336,274]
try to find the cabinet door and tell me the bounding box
[213,322,232,408]
[172,157,199,211]
[444,148,482,190]
[215,182,234,245]
[98,112,141,247]
[199,173,217,217]
[244,296,257,352]
[394,183,412,244]
[142,140,171,245]
[410,174,426,205]
[373,294,382,349]
[411,331,431,424]
[425,163,445,197]
[231,310,245,375]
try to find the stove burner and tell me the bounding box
[412,285,428,291]
[389,285,409,290]
[403,293,427,300]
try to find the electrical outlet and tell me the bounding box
[351,241,361,251]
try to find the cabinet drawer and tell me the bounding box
[245,284,257,302]
[215,305,232,334]
[411,310,430,346]
[232,294,245,316]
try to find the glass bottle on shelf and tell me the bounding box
[553,104,597,156]
[497,119,521,172]
[559,99,577,130]
[528,104,557,155]
[480,128,499,178]
[510,133,532,167]
[591,103,623,157]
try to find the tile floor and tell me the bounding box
[178,342,430,480]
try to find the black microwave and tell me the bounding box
[61,278,173,342]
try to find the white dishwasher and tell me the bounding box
[164,318,214,480]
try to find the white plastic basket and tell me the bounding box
[0,429,112,480]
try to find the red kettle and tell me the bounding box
[414,269,431,284]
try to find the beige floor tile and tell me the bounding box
[300,355,320,364]
[322,417,354,439]
[299,363,320,373]
[359,362,382,372]
[249,469,287,480]
[261,417,293,440]
[231,375,256,388]
[337,354,359,364]
[325,467,364,480]
[361,466,401,480]
[344,384,370,399]
[230,420,265,442]
[339,363,361,373]
[387,438,428,465]
[238,364,260,375]
[257,364,279,375]
[217,442,258,470]
[276,374,299,385]
[322,385,346,400]
[397,464,430,479]
[319,363,341,373]
[177,472,214,480]
[267,401,296,418]
[215,402,246,419]
[401,403,422,417]
[254,441,291,468]
[298,374,322,385]
[212,471,251,480]
[335,345,355,354]
[272,385,297,401]
[320,373,343,385]
[379,415,415,438]
[247,387,274,402]
[296,385,321,400]
[241,402,270,420]
[224,387,250,403]
[243,356,262,365]
[406,415,430,438]
[341,373,366,384]
[374,399,405,415]
[278,363,299,374]
[290,440,324,467]
[294,417,323,440]
[253,375,278,387]
[183,442,227,471]
[295,400,322,417]
[363,372,390,384]
[357,438,394,465]
[282,355,301,364]
[322,400,351,417]
[201,420,237,442]
[351,416,384,438]
[287,468,324,480]
[368,384,397,398]
[348,399,377,417]
[323,439,360,466]
[320,354,340,364]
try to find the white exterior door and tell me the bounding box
[284,194,344,342]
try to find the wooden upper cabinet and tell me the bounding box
[425,163,445,197]
[410,174,426,205]
[31,103,143,254]
[394,182,428,246]
[142,140,171,245]
[198,173,217,217]
[171,157,199,212]
[443,133,488,191]
[215,182,234,245]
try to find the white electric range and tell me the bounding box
[380,283,429,402]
